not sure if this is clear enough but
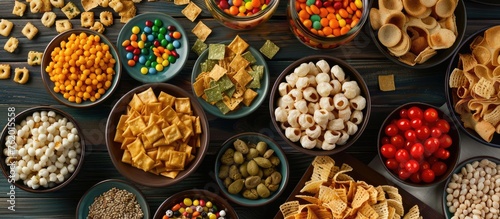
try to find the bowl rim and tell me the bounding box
[214,132,290,207]
[441,156,500,219]
[0,106,86,193]
[368,0,467,69]
[153,189,240,219]
[191,41,270,119]
[377,102,461,187]
[269,55,371,156]
[116,12,189,83]
[444,24,500,148]
[104,83,210,187]
[40,28,122,108]
[76,178,150,219]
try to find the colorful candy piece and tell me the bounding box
[165,198,229,219]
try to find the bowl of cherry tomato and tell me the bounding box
[377,102,461,186]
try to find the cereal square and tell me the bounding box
[27,51,43,66]
[61,2,81,19]
[50,0,65,8]
[0,64,11,79]
[22,22,39,40]
[100,11,114,26]
[80,11,95,27]
[12,0,27,17]
[30,0,43,13]
[41,11,57,27]
[90,21,105,33]
[55,20,73,33]
[13,67,29,84]
[378,74,396,91]
[4,37,19,53]
[259,40,280,59]
[0,19,14,37]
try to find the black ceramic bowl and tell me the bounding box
[0,106,85,192]
[445,25,500,148]
[368,0,466,69]
[377,102,460,187]
[269,55,371,156]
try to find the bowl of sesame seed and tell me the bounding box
[76,179,150,219]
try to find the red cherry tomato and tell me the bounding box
[380,136,390,145]
[431,161,448,176]
[424,108,439,123]
[410,172,421,183]
[420,161,431,170]
[435,119,450,133]
[416,126,431,140]
[395,149,410,163]
[410,143,424,159]
[439,134,453,148]
[407,106,423,120]
[435,148,450,160]
[390,135,405,149]
[384,124,399,136]
[398,168,412,180]
[421,169,436,183]
[380,144,397,158]
[396,118,411,131]
[427,155,439,165]
[399,108,408,119]
[410,118,423,129]
[404,130,417,142]
[424,137,440,155]
[431,127,442,138]
[385,158,399,170]
[404,159,420,174]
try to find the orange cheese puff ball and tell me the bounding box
[45,32,116,103]
[295,0,363,37]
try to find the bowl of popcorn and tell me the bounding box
[41,28,122,108]
[205,0,280,30]
[105,83,209,187]
[269,55,371,156]
[117,12,189,83]
[77,179,150,219]
[153,189,239,219]
[368,0,466,68]
[442,156,500,219]
[378,102,460,187]
[0,106,85,192]
[191,35,269,119]
[445,25,500,148]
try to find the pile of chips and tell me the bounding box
[279,156,422,219]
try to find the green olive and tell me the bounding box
[256,183,271,198]
[229,164,242,180]
[253,157,272,168]
[218,164,229,179]
[228,179,244,194]
[221,148,235,165]
[256,141,268,155]
[263,149,275,159]
[233,139,249,154]
[246,148,259,161]
[233,151,244,164]
[247,160,259,176]
[242,189,259,199]
[244,175,261,189]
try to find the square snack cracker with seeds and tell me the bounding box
[182,2,202,22]
[192,21,212,42]
[61,2,81,19]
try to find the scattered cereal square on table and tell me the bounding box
[0,19,14,37]
[50,0,65,8]
[22,22,39,40]
[12,0,27,17]
[182,2,202,22]
[378,74,396,91]
[27,51,43,66]
[81,0,100,11]
[192,21,212,42]
[13,67,29,84]
[55,19,73,33]
[61,2,81,19]
[100,11,114,26]
[81,11,95,27]
[30,0,43,13]
[41,12,57,27]
[4,37,19,53]
[259,40,279,59]
[174,0,190,5]
[0,64,11,79]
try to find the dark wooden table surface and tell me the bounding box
[0,0,499,218]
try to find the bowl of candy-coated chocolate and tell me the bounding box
[153,189,239,219]
[116,12,189,83]
[205,0,280,30]
[287,0,370,49]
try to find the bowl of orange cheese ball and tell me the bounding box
[41,28,122,108]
